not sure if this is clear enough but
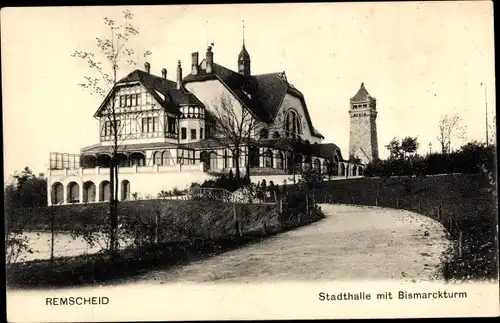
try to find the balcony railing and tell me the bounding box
[48,163,205,177]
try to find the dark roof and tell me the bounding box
[179,137,236,150]
[95,69,204,117]
[183,63,324,139]
[351,82,372,102]
[258,139,342,160]
[238,44,250,61]
[308,143,344,161]
[80,141,179,154]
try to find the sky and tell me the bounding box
[1,2,496,180]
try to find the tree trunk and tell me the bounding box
[245,146,250,181]
[109,159,118,254]
[234,147,241,188]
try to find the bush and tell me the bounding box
[364,142,495,178]
[199,171,250,192]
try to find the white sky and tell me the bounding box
[1,2,495,179]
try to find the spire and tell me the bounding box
[238,20,251,76]
[352,82,372,102]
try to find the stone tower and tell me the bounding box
[349,82,379,164]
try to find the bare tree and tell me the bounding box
[71,9,151,253]
[436,113,467,154]
[197,93,278,188]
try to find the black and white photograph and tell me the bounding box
[3,2,498,321]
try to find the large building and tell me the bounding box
[47,42,364,205]
[348,83,379,164]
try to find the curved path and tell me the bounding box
[130,204,452,284]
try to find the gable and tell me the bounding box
[94,83,164,117]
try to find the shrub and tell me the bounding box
[199,172,250,192]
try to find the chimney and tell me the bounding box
[191,52,199,75]
[176,60,182,89]
[206,46,213,74]
[161,68,167,79]
[144,62,151,74]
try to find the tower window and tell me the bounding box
[190,129,197,140]
[181,127,187,139]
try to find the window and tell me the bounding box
[190,129,197,140]
[120,95,126,107]
[103,120,120,136]
[167,118,176,133]
[181,127,187,139]
[141,117,158,133]
[200,128,204,139]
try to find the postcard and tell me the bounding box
[3,2,498,321]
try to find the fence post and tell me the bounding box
[375,196,378,207]
[418,200,422,213]
[279,199,284,231]
[458,231,463,258]
[154,211,159,244]
[396,197,399,209]
[306,196,309,217]
[437,205,441,221]
[351,195,355,204]
[233,203,242,237]
[50,206,55,263]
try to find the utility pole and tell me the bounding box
[485,84,489,147]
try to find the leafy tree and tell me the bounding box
[5,167,47,210]
[385,137,403,160]
[401,136,419,159]
[4,167,46,265]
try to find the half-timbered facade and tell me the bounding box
[47,42,363,205]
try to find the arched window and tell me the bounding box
[275,151,284,169]
[130,152,145,166]
[153,151,162,165]
[264,149,273,168]
[162,151,171,165]
[223,149,229,168]
[83,181,96,203]
[121,180,130,201]
[285,110,301,138]
[209,151,218,169]
[67,182,80,203]
[313,158,321,172]
[100,181,111,202]
[51,182,64,205]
